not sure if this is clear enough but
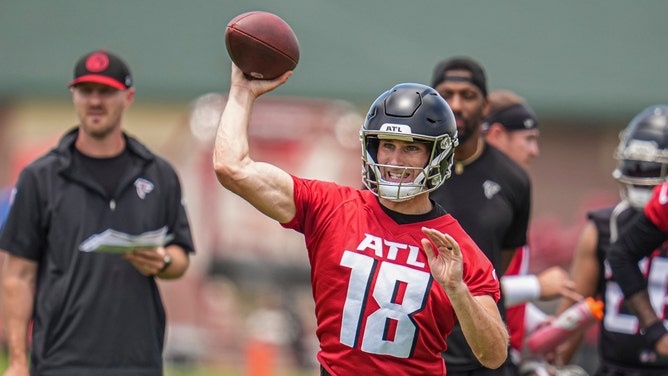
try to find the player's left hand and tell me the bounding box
[123,247,167,277]
[421,227,463,291]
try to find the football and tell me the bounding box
[225,11,300,80]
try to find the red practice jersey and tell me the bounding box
[646,181,668,232]
[504,245,531,352]
[282,176,500,376]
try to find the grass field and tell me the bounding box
[166,364,315,376]
[0,351,315,376]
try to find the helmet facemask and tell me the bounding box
[613,106,668,209]
[361,132,457,201]
[613,151,668,209]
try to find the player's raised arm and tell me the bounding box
[213,64,296,223]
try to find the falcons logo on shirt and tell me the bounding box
[134,178,154,199]
[483,180,501,199]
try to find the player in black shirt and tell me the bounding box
[559,105,668,375]
[430,57,531,375]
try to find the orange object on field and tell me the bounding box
[245,339,276,376]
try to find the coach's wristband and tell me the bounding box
[500,274,541,307]
[640,320,668,348]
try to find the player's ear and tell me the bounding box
[485,123,506,142]
[124,87,136,106]
[482,96,491,117]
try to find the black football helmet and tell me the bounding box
[360,83,458,201]
[613,105,668,209]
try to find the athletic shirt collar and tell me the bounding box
[378,198,447,224]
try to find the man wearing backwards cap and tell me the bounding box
[483,91,540,171]
[429,57,532,376]
[484,91,587,375]
[0,49,195,376]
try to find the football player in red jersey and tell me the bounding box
[607,106,668,363]
[565,105,668,375]
[213,64,508,375]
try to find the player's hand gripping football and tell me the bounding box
[230,63,292,100]
[421,227,464,292]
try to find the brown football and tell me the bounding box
[225,11,300,80]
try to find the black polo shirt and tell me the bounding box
[0,128,195,376]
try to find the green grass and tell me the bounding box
[0,352,314,376]
[166,365,241,376]
[166,364,315,376]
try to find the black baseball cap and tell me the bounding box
[484,103,538,132]
[431,56,488,98]
[68,49,132,90]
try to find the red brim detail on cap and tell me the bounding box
[68,75,126,90]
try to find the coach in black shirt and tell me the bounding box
[0,49,195,376]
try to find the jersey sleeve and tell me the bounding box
[645,181,668,232]
[457,232,501,302]
[281,175,312,233]
[0,167,46,261]
[281,175,353,235]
